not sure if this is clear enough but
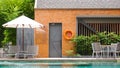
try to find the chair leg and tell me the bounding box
[15,54,17,59]
[113,52,116,58]
[92,52,94,58]
[95,52,97,58]
[96,52,99,58]
[100,52,102,58]
[115,53,116,58]
[109,52,111,58]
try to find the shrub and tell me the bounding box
[72,35,92,55]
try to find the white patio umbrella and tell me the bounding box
[2,15,44,50]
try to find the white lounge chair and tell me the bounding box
[24,45,38,58]
[4,46,20,58]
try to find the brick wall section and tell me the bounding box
[35,9,120,58]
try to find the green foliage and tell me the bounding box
[0,14,6,47]
[0,0,34,46]
[66,50,81,57]
[97,31,120,45]
[89,35,100,42]
[2,29,16,45]
[72,31,120,55]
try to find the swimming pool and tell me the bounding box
[0,58,120,68]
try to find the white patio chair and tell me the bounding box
[116,42,120,57]
[24,45,38,58]
[109,43,120,58]
[92,42,103,58]
[4,46,20,58]
[109,43,117,58]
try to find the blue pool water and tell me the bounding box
[0,61,120,68]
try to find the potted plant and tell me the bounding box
[90,34,100,44]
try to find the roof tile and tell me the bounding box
[36,0,120,9]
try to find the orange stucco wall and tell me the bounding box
[34,9,120,58]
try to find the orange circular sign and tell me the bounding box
[64,30,73,40]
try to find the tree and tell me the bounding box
[0,0,34,46]
[0,13,6,47]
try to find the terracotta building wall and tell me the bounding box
[35,9,120,58]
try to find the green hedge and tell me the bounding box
[72,31,120,55]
